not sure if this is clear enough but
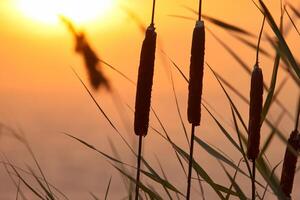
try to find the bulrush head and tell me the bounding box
[247,64,264,161]
[247,16,265,162]
[280,130,299,199]
[134,11,157,137]
[187,20,205,126]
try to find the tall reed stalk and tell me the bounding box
[134,1,157,199]
[247,16,265,200]
[186,0,205,199]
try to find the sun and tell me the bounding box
[16,0,115,25]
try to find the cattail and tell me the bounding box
[247,65,264,161]
[134,2,157,199]
[187,20,205,126]
[186,1,205,200]
[134,25,157,136]
[280,130,299,199]
[60,16,110,90]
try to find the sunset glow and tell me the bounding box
[16,0,115,24]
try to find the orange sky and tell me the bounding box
[0,0,299,199]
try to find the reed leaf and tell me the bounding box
[259,0,300,79]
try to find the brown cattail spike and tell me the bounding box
[280,130,299,198]
[187,20,205,126]
[134,25,157,136]
[247,65,264,161]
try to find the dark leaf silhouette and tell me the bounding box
[61,16,110,91]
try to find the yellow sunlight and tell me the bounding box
[16,0,115,25]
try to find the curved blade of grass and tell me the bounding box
[120,5,146,33]
[209,63,297,158]
[64,133,183,196]
[63,132,132,164]
[182,6,255,37]
[261,161,282,200]
[141,168,183,195]
[150,107,188,177]
[157,132,241,198]
[259,111,285,158]
[112,163,163,200]
[208,63,289,198]
[194,136,249,178]
[208,28,294,120]
[169,62,189,146]
[99,59,136,85]
[15,178,21,200]
[284,6,300,36]
[219,161,247,200]
[231,106,270,190]
[108,138,133,196]
[2,160,28,200]
[173,145,226,200]
[288,3,300,18]
[259,0,300,79]
[256,155,285,199]
[9,126,54,199]
[1,161,69,200]
[230,107,252,178]
[152,125,240,198]
[203,104,242,152]
[155,156,174,200]
[104,176,112,200]
[231,34,272,58]
[163,54,235,127]
[196,173,206,200]
[261,52,281,124]
[27,166,54,200]
[71,67,136,155]
[90,192,99,200]
[7,162,46,200]
[225,159,243,200]
[207,64,248,133]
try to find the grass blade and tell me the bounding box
[183,6,255,37]
[219,162,247,200]
[261,52,281,124]
[259,0,300,79]
[104,176,112,200]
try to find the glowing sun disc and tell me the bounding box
[17,0,115,24]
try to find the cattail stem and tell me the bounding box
[251,161,256,200]
[186,125,196,200]
[295,95,300,131]
[256,16,266,65]
[198,0,203,21]
[151,0,156,26]
[135,135,143,200]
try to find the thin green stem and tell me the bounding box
[135,135,143,200]
[186,125,196,200]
